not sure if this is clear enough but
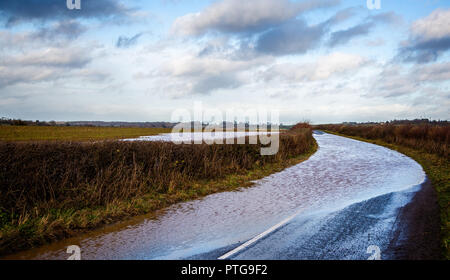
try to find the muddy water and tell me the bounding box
[3,132,425,260]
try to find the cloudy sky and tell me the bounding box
[0,0,449,124]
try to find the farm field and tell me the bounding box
[0,126,173,141]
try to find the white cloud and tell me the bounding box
[171,0,338,36]
[262,52,367,82]
[6,47,91,68]
[412,62,450,82]
[411,8,450,41]
[161,55,269,77]
[314,52,367,79]
[370,62,450,98]
[0,45,102,88]
[151,54,273,95]
[398,8,450,63]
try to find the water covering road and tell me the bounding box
[4,132,427,260]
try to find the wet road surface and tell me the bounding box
[4,132,428,260]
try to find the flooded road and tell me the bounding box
[4,132,426,260]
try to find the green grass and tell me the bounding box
[323,130,449,259]
[0,126,172,141]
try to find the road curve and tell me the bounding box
[4,132,439,260]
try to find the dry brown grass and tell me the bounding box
[315,123,449,157]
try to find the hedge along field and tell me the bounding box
[316,123,449,259]
[0,125,316,255]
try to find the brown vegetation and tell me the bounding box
[315,123,449,157]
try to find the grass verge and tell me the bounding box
[322,130,449,259]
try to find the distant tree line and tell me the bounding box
[0,118,294,129]
[0,118,178,128]
[341,119,448,127]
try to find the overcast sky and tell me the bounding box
[0,0,449,124]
